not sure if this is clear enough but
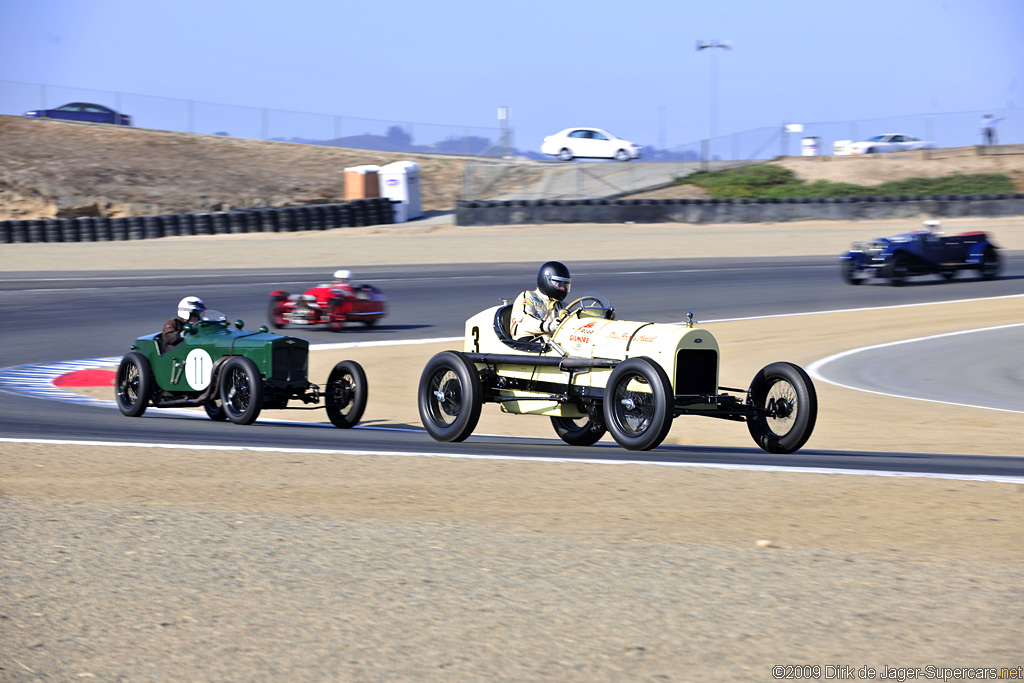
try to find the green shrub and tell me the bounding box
[676,167,1014,198]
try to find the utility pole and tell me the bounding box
[696,39,731,161]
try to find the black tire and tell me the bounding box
[602,357,674,451]
[418,351,482,442]
[841,259,865,285]
[745,362,817,454]
[115,352,153,417]
[979,246,1000,280]
[557,148,573,162]
[551,414,606,446]
[614,149,630,162]
[204,400,227,421]
[325,360,367,428]
[268,299,287,329]
[940,267,956,281]
[218,356,263,425]
[885,253,909,286]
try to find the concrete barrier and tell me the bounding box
[454,193,1024,226]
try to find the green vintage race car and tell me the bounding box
[418,295,817,452]
[115,309,367,427]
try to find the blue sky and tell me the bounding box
[1,0,1022,153]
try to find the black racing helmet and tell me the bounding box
[537,261,571,301]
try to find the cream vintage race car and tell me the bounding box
[417,294,817,452]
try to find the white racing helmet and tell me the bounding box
[333,269,352,282]
[177,296,206,320]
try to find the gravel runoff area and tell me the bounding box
[2,216,1023,681]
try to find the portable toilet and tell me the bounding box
[344,165,381,201]
[379,161,422,222]
[801,136,820,156]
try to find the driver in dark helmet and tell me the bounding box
[510,261,571,340]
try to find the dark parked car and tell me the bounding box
[841,221,1000,286]
[115,309,367,427]
[24,102,132,126]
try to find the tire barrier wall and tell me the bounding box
[454,193,1024,226]
[0,197,395,244]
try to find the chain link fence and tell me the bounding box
[0,79,504,157]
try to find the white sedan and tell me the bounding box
[540,127,642,161]
[836,134,935,155]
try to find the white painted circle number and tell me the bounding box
[184,349,214,390]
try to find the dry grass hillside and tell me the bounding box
[3,114,1023,220]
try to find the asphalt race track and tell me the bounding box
[2,254,1023,479]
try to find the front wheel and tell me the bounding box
[551,414,606,446]
[745,362,817,454]
[219,356,263,425]
[115,352,153,417]
[418,351,482,442]
[557,148,573,162]
[841,259,866,285]
[614,149,631,162]
[325,360,367,428]
[602,357,674,451]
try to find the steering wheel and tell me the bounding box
[560,295,615,321]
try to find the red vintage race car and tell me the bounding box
[268,270,388,331]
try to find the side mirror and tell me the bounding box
[235,320,244,330]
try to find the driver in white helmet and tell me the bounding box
[510,261,571,340]
[161,296,206,352]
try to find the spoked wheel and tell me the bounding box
[325,360,367,428]
[115,352,153,417]
[885,254,909,286]
[551,414,606,446]
[745,362,817,454]
[418,351,482,442]
[218,356,263,425]
[979,246,1000,280]
[268,299,287,329]
[602,357,674,451]
[204,399,227,421]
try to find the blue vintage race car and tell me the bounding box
[840,221,1000,286]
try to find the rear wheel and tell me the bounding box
[219,356,263,425]
[557,148,573,162]
[204,399,227,421]
[551,414,606,446]
[745,362,817,454]
[979,246,1000,280]
[268,299,287,329]
[115,352,153,417]
[418,351,482,442]
[325,360,367,428]
[602,357,674,451]
[614,149,630,161]
[328,299,349,331]
[885,253,909,286]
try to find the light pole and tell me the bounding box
[696,39,731,161]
